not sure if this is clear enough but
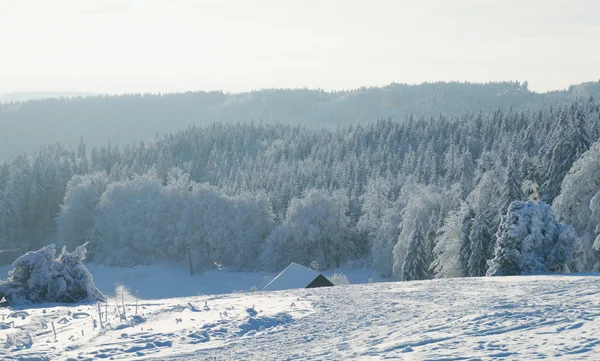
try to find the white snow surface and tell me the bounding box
[1,269,600,360]
[262,262,324,291]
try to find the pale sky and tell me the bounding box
[1,0,599,95]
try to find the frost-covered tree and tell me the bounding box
[56,172,110,257]
[431,207,465,278]
[467,211,492,277]
[539,105,592,202]
[263,189,353,270]
[458,205,475,277]
[355,176,395,256]
[464,166,504,268]
[553,142,600,271]
[0,244,104,305]
[392,184,442,280]
[228,192,276,269]
[156,145,174,186]
[499,155,524,212]
[89,169,275,270]
[371,199,403,277]
[357,177,392,249]
[76,137,90,175]
[487,201,575,276]
[401,221,428,281]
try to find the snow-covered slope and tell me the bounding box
[2,274,599,360]
[0,262,380,300]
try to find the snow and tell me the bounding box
[1,267,600,360]
[0,262,380,300]
[0,245,105,306]
[263,262,325,291]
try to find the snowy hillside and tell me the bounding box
[2,273,599,360]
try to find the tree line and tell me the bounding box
[1,96,599,278]
[2,80,600,162]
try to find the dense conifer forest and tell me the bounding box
[2,81,600,279]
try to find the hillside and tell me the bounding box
[1,81,599,162]
[1,272,598,360]
[2,96,600,281]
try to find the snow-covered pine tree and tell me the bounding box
[76,137,90,175]
[539,105,592,203]
[487,201,574,276]
[499,154,524,212]
[371,200,403,278]
[467,211,491,276]
[401,221,428,281]
[431,207,464,278]
[458,205,475,277]
[156,145,174,186]
[553,142,600,271]
[426,225,437,278]
[84,226,104,261]
[357,177,392,251]
[392,184,442,279]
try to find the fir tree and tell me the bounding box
[458,205,475,277]
[402,221,429,281]
[487,201,574,276]
[499,154,524,212]
[467,212,491,276]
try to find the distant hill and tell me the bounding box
[0,81,599,162]
[0,91,102,103]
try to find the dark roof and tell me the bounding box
[306,274,334,289]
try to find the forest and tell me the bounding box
[1,82,600,280]
[2,80,600,162]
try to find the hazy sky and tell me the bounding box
[1,0,599,94]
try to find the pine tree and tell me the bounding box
[499,154,524,212]
[467,212,491,276]
[157,146,173,186]
[76,137,89,175]
[553,142,600,271]
[426,225,437,278]
[85,226,104,261]
[458,205,475,277]
[540,106,592,202]
[487,201,573,276]
[402,221,429,281]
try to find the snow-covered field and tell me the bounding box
[2,265,600,360]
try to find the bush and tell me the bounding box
[329,272,350,286]
[0,244,105,305]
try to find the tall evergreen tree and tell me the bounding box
[540,106,592,202]
[402,221,429,281]
[458,205,475,277]
[467,212,491,276]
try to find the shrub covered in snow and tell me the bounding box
[329,272,351,286]
[0,244,105,305]
[487,201,575,276]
